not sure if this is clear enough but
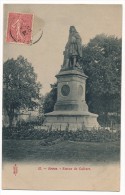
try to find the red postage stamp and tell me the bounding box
[6,12,33,44]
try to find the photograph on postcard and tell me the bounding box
[2,4,122,191]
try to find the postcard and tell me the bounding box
[2,4,122,191]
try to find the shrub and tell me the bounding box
[3,125,120,142]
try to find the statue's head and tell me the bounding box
[69,26,77,33]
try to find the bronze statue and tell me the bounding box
[62,26,83,70]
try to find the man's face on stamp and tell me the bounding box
[6,12,33,44]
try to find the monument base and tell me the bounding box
[43,111,99,131]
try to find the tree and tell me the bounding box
[3,56,42,127]
[42,83,57,113]
[82,34,121,126]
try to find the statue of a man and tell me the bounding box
[62,26,83,69]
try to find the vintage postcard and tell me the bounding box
[2,4,122,191]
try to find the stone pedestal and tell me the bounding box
[43,69,99,131]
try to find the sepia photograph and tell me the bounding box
[2,3,122,191]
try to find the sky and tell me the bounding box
[3,4,122,95]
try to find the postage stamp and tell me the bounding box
[6,12,33,44]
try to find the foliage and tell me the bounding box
[3,125,120,142]
[82,34,121,116]
[42,83,57,113]
[3,56,42,126]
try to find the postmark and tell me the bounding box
[6,12,33,44]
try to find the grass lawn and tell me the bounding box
[2,139,120,164]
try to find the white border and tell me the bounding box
[0,1,125,195]
[0,0,3,194]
